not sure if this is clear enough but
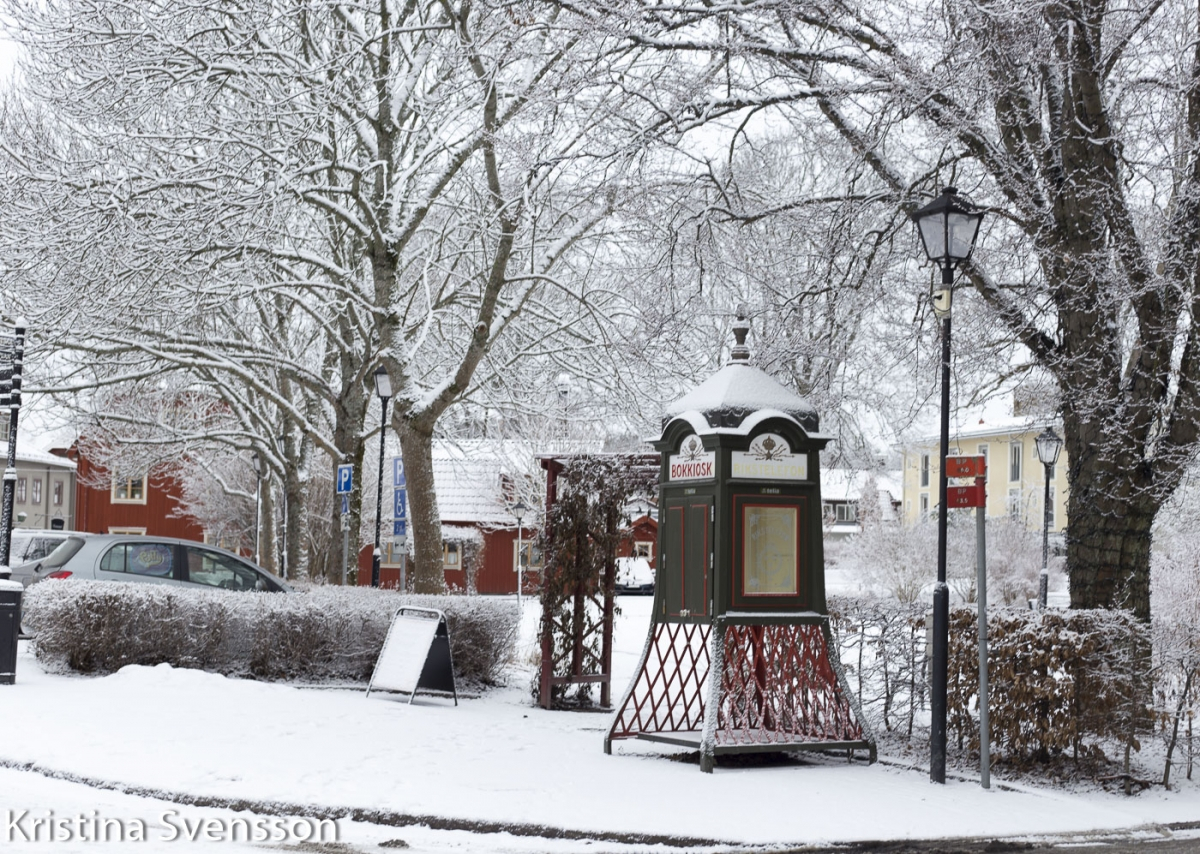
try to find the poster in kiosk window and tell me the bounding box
[605,312,876,772]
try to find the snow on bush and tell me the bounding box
[23,580,520,686]
[829,595,1150,769]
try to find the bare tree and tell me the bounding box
[2,0,668,591]
[562,0,1200,619]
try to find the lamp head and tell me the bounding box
[1035,426,1063,467]
[373,364,393,400]
[912,187,984,272]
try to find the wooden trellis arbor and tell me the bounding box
[536,453,658,709]
[605,315,876,771]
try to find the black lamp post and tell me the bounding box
[1035,426,1063,610]
[371,364,393,588]
[251,452,262,566]
[512,499,528,607]
[912,186,984,785]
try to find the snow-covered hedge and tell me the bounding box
[23,580,520,686]
[829,595,1150,768]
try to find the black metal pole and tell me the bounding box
[1039,462,1050,609]
[371,396,388,588]
[0,323,25,578]
[254,474,262,567]
[931,264,952,785]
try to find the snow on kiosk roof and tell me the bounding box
[661,362,824,438]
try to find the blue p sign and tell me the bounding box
[336,464,353,495]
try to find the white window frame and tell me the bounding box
[31,478,41,504]
[1007,488,1022,520]
[633,540,654,560]
[108,526,147,535]
[513,540,542,571]
[835,502,857,523]
[919,493,929,517]
[443,542,460,569]
[112,476,148,505]
[1009,442,1022,483]
[53,480,63,506]
[1048,486,1056,529]
[16,477,26,504]
[920,453,930,488]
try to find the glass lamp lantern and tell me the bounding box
[913,187,985,286]
[1035,426,1063,467]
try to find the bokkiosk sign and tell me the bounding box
[605,316,875,772]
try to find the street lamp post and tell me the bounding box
[1035,426,1063,610]
[371,364,393,589]
[512,499,528,608]
[912,186,985,785]
[251,452,262,566]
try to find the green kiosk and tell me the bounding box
[606,316,875,772]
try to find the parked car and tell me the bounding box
[615,556,655,595]
[25,534,291,593]
[7,531,85,587]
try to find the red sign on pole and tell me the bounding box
[947,480,986,508]
[946,455,987,478]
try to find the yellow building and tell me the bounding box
[900,419,1068,534]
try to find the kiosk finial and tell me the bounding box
[730,307,751,363]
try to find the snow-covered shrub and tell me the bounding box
[828,595,927,736]
[1150,522,1200,786]
[845,515,1053,606]
[946,608,1149,766]
[830,596,1151,770]
[24,580,519,686]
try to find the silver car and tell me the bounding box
[26,534,291,593]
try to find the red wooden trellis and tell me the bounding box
[537,453,659,709]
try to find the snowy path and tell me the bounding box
[3,596,1199,852]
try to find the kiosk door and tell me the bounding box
[662,496,712,619]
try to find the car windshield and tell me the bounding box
[40,536,87,568]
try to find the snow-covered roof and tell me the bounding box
[0,442,76,470]
[665,364,816,419]
[821,469,902,504]
[659,363,825,440]
[433,449,512,526]
[441,523,484,544]
[905,414,1056,446]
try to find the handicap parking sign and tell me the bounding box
[394,488,407,520]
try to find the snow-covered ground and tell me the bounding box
[3,595,1198,853]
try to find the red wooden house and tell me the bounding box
[358,441,542,593]
[64,445,204,541]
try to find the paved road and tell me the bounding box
[779,837,1200,853]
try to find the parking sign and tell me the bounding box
[336,464,353,495]
[393,457,405,488]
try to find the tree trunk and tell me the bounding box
[258,477,278,576]
[395,419,445,594]
[330,323,367,585]
[1063,424,1158,622]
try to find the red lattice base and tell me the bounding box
[609,621,712,740]
[606,618,874,770]
[714,623,862,745]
